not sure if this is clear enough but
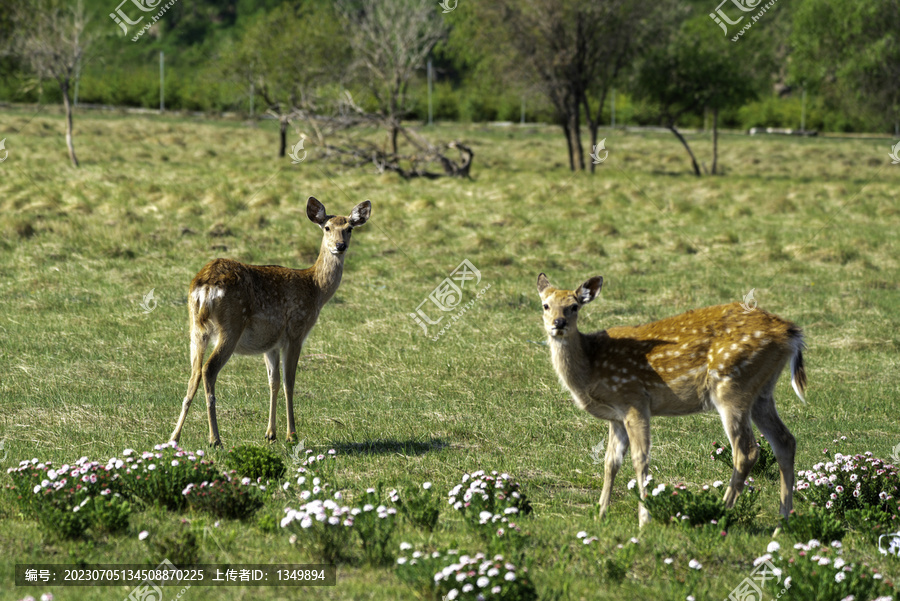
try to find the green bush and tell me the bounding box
[225,445,286,482]
[782,507,846,543]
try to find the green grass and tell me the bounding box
[1,106,899,600]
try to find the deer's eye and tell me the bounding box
[324,226,330,232]
[542,304,549,311]
[571,305,579,312]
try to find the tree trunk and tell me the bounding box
[668,123,701,177]
[391,122,399,156]
[562,122,575,172]
[279,117,288,158]
[711,107,719,175]
[573,104,585,171]
[61,79,79,168]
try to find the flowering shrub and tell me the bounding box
[755,539,893,601]
[711,437,778,480]
[629,478,758,530]
[7,456,132,538]
[122,443,220,510]
[448,471,532,542]
[796,450,900,520]
[353,487,400,566]
[224,445,286,481]
[281,481,398,565]
[395,547,537,601]
[282,493,353,563]
[182,475,265,519]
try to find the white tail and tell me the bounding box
[169,197,372,446]
[537,273,805,527]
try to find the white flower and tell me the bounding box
[627,479,637,490]
[630,537,639,544]
[767,541,780,553]
[147,464,156,471]
[492,586,501,594]
[423,482,432,489]
[712,480,724,488]
[138,530,149,540]
[396,557,407,565]
[504,571,516,581]
[446,589,458,600]
[664,558,674,565]
[462,584,474,593]
[688,559,702,570]
[41,594,54,601]
[835,571,846,583]
[171,460,179,467]
[834,558,845,569]
[400,542,413,551]
[477,576,490,587]
[33,485,41,494]
[576,531,588,539]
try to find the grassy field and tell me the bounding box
[1,105,899,600]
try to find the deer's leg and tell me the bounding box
[752,391,796,519]
[598,420,629,520]
[264,349,281,442]
[201,333,240,447]
[281,343,303,443]
[170,324,209,443]
[717,388,759,508]
[623,406,652,527]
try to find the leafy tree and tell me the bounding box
[452,0,665,172]
[224,2,351,157]
[792,0,900,134]
[635,16,764,175]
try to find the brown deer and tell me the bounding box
[169,197,372,447]
[536,273,806,527]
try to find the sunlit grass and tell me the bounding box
[1,106,899,600]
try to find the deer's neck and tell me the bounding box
[549,332,594,393]
[311,244,345,303]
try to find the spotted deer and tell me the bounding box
[536,273,806,527]
[169,197,372,447]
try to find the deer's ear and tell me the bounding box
[537,273,551,294]
[575,276,603,304]
[307,197,328,226]
[349,200,371,227]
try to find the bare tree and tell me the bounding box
[340,0,447,155]
[10,0,93,167]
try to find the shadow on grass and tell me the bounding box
[331,438,449,456]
